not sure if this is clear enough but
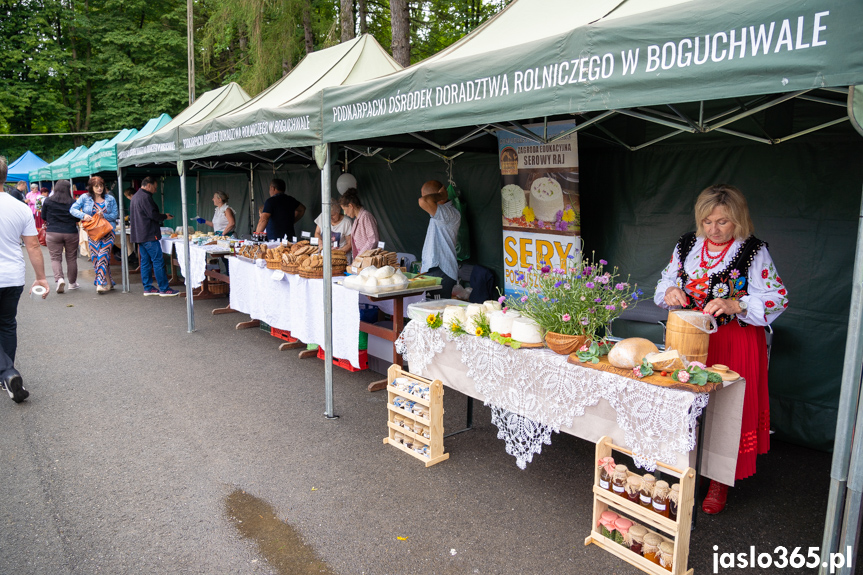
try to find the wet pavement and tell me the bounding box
[0,250,847,574]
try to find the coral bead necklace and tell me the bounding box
[700,238,733,269]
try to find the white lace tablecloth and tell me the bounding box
[228,257,362,368]
[159,237,178,255]
[395,322,746,484]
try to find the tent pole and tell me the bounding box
[819,184,863,574]
[117,166,129,293]
[249,167,255,237]
[322,143,337,420]
[179,161,195,333]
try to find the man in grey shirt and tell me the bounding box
[419,180,461,298]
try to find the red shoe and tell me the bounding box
[702,480,728,514]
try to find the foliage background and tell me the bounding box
[0,0,507,162]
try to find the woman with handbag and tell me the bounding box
[70,176,118,294]
[41,180,81,292]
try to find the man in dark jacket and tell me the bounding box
[130,177,180,297]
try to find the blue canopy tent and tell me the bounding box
[6,151,47,186]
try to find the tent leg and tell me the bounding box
[117,167,129,293]
[179,161,195,333]
[820,185,863,574]
[249,168,255,237]
[321,144,337,420]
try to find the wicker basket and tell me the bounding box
[299,268,345,279]
[544,332,590,355]
[208,280,229,294]
[266,260,281,270]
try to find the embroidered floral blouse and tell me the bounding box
[654,234,788,327]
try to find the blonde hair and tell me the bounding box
[214,190,229,203]
[694,184,754,240]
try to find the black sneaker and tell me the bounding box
[3,370,29,403]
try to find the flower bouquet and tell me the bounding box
[502,253,642,354]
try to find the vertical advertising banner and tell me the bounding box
[498,122,581,296]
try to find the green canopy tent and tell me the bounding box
[114,83,252,324]
[89,128,139,175]
[68,138,110,180]
[313,0,863,563]
[30,148,74,185]
[47,145,90,183]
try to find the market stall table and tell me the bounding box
[176,242,232,300]
[338,280,442,392]
[395,322,745,487]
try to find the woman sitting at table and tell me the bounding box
[196,191,235,236]
[314,201,353,251]
[338,188,378,259]
[70,176,119,294]
[654,183,788,514]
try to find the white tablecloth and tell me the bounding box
[228,257,362,368]
[395,322,745,485]
[159,237,179,255]
[177,243,229,289]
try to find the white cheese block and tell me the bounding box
[359,265,378,278]
[374,265,395,279]
[511,317,542,344]
[607,338,660,369]
[465,304,485,331]
[483,300,502,312]
[442,306,467,327]
[489,310,521,335]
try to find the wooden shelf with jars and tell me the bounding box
[383,364,449,467]
[584,436,696,575]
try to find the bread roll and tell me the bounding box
[607,338,660,369]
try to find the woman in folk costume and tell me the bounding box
[70,176,119,294]
[654,184,788,514]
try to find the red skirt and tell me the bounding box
[706,320,769,481]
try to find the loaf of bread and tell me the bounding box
[607,338,660,369]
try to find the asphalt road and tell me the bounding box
[0,250,845,574]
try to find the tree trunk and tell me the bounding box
[303,0,314,54]
[358,0,367,34]
[340,0,354,42]
[390,0,410,66]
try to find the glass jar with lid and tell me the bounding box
[642,532,663,565]
[598,510,619,540]
[628,524,648,555]
[640,474,656,508]
[652,480,671,518]
[669,483,680,521]
[659,540,675,571]
[611,464,629,499]
[597,457,615,492]
[613,517,633,547]
[625,475,643,505]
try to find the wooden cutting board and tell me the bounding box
[566,355,724,393]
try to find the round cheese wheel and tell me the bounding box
[374,265,395,279]
[359,266,378,278]
[607,338,660,369]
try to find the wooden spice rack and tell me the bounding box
[584,436,695,575]
[383,365,449,467]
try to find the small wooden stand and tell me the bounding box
[585,436,695,575]
[383,365,449,467]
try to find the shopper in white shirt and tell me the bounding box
[0,156,49,403]
[197,191,236,236]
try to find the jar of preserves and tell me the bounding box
[669,483,680,521]
[613,517,632,547]
[625,475,643,505]
[640,474,656,508]
[642,533,663,565]
[652,480,671,518]
[611,464,629,498]
[659,541,675,571]
[598,510,619,539]
[597,457,615,492]
[628,524,648,555]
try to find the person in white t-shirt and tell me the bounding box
[196,191,236,236]
[0,157,49,403]
[314,201,353,251]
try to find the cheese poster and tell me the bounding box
[498,122,581,296]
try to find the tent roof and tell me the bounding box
[69,139,110,179]
[7,151,47,182]
[89,128,139,174]
[178,34,402,163]
[31,148,73,181]
[117,83,250,166]
[322,0,863,145]
[51,145,92,181]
